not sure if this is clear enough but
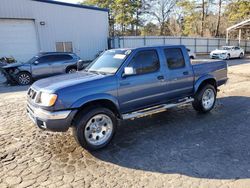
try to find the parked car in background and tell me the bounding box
[187,48,196,59]
[1,52,81,85]
[27,45,228,151]
[210,46,244,60]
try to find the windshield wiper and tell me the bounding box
[86,70,108,75]
[88,70,102,75]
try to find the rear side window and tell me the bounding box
[54,55,73,61]
[164,48,185,69]
[129,50,159,75]
[38,55,73,63]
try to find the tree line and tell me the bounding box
[82,0,250,38]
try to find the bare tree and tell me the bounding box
[215,0,222,37]
[150,0,179,35]
[201,0,206,37]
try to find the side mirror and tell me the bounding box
[123,67,136,77]
[77,60,84,71]
[34,61,39,65]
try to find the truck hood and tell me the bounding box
[32,71,108,92]
[211,49,228,54]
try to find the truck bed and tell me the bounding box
[191,59,228,87]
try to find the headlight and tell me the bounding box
[39,92,57,106]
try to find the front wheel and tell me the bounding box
[192,84,217,113]
[73,107,117,151]
[17,72,32,85]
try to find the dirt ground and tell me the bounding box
[0,57,250,188]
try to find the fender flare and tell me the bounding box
[70,93,121,115]
[194,74,217,93]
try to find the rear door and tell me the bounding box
[233,47,241,57]
[50,54,74,75]
[163,47,194,100]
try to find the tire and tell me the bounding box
[190,56,194,60]
[239,53,244,59]
[192,84,217,113]
[226,54,230,60]
[73,107,117,151]
[66,67,77,74]
[16,72,32,85]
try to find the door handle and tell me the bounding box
[157,75,164,80]
[183,71,189,75]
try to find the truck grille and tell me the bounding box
[27,88,37,100]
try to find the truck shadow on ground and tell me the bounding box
[91,96,250,179]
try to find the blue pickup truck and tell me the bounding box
[27,45,228,150]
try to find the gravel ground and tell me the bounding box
[0,57,250,188]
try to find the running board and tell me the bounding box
[122,98,194,120]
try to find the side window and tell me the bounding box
[61,55,73,60]
[129,50,159,75]
[52,55,73,62]
[234,47,240,50]
[37,56,51,64]
[164,48,185,69]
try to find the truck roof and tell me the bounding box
[114,44,186,51]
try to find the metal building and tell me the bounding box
[0,0,109,62]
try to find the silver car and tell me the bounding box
[1,52,81,85]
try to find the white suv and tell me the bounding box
[210,46,244,60]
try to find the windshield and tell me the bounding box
[85,49,131,74]
[220,46,232,50]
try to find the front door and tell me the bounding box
[118,49,167,113]
[31,55,53,79]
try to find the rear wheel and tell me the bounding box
[17,72,32,85]
[239,53,244,59]
[192,84,216,113]
[73,107,117,151]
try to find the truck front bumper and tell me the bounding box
[27,104,77,132]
